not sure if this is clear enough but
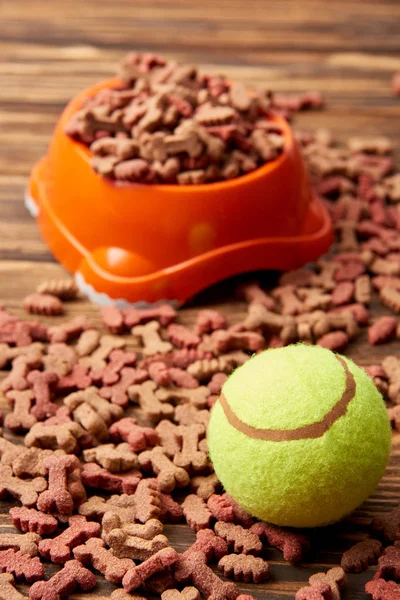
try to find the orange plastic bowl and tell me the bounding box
[27,78,333,306]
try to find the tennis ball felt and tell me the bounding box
[207,344,391,528]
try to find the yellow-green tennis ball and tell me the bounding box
[207,344,391,528]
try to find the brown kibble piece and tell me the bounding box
[174,424,208,472]
[79,493,136,522]
[25,421,89,453]
[355,275,372,305]
[24,293,63,316]
[73,537,134,583]
[182,494,213,531]
[372,505,400,541]
[0,573,26,600]
[308,567,346,600]
[76,329,101,357]
[64,386,123,441]
[382,357,400,403]
[103,515,169,561]
[157,385,210,409]
[174,404,210,427]
[380,287,400,313]
[38,454,81,515]
[5,389,36,432]
[0,465,46,507]
[83,443,137,472]
[129,380,174,422]
[207,494,234,522]
[134,478,162,523]
[156,420,181,456]
[0,532,41,556]
[218,553,270,583]
[162,588,200,600]
[37,279,78,300]
[215,522,262,555]
[132,320,173,355]
[190,472,220,500]
[341,538,383,573]
[139,446,190,492]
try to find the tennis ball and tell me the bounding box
[207,344,391,528]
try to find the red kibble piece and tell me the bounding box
[167,324,201,349]
[368,316,398,345]
[341,538,383,573]
[57,363,92,392]
[331,282,354,306]
[393,72,400,96]
[329,303,369,325]
[101,366,148,407]
[109,417,160,451]
[122,547,179,592]
[29,559,97,600]
[123,304,177,327]
[375,545,400,580]
[296,582,332,600]
[335,261,365,282]
[174,551,239,600]
[208,373,227,395]
[37,454,81,515]
[47,315,92,344]
[207,494,234,522]
[81,462,142,494]
[159,492,184,523]
[251,521,310,563]
[101,306,125,333]
[220,494,254,527]
[24,293,63,316]
[0,549,44,583]
[28,370,59,420]
[372,505,400,542]
[186,529,228,561]
[38,515,100,564]
[168,367,199,389]
[9,507,58,536]
[365,578,400,600]
[148,361,172,386]
[236,281,276,310]
[195,309,228,335]
[100,349,138,385]
[317,331,350,351]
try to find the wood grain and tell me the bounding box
[1,1,400,598]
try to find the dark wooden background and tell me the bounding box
[1,1,400,598]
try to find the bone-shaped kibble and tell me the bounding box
[83,443,137,472]
[132,321,173,356]
[218,553,270,583]
[375,545,400,580]
[155,420,181,456]
[47,316,92,344]
[207,494,234,522]
[78,494,136,522]
[174,551,239,600]
[186,352,248,381]
[0,573,26,600]
[195,308,228,335]
[98,348,137,385]
[123,304,177,327]
[190,472,220,500]
[0,465,46,507]
[104,515,169,561]
[5,389,36,432]
[29,558,97,600]
[122,547,179,592]
[299,567,346,600]
[251,521,310,563]
[10,507,58,536]
[174,404,210,427]
[236,281,276,310]
[215,522,262,555]
[27,370,59,420]
[182,495,212,531]
[76,329,101,357]
[243,303,297,342]
[79,334,125,371]
[166,324,200,349]
[57,363,92,392]
[139,446,190,492]
[11,447,63,478]
[1,351,42,393]
[174,424,208,472]
[210,329,265,353]
[0,532,41,557]
[100,306,125,334]
[129,380,174,422]
[0,548,44,583]
[42,343,77,377]
[25,422,86,454]
[156,386,210,408]
[37,454,81,515]
[38,515,100,564]
[365,578,400,600]
[159,491,184,523]
[162,588,200,600]
[101,366,148,407]
[341,538,382,573]
[186,529,228,562]
[109,416,159,451]
[82,462,142,494]
[73,537,134,583]
[134,478,162,523]
[64,386,123,440]
[0,342,44,369]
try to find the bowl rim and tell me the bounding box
[62,77,292,194]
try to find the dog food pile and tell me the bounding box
[64,53,292,184]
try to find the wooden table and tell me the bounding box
[1,1,400,598]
